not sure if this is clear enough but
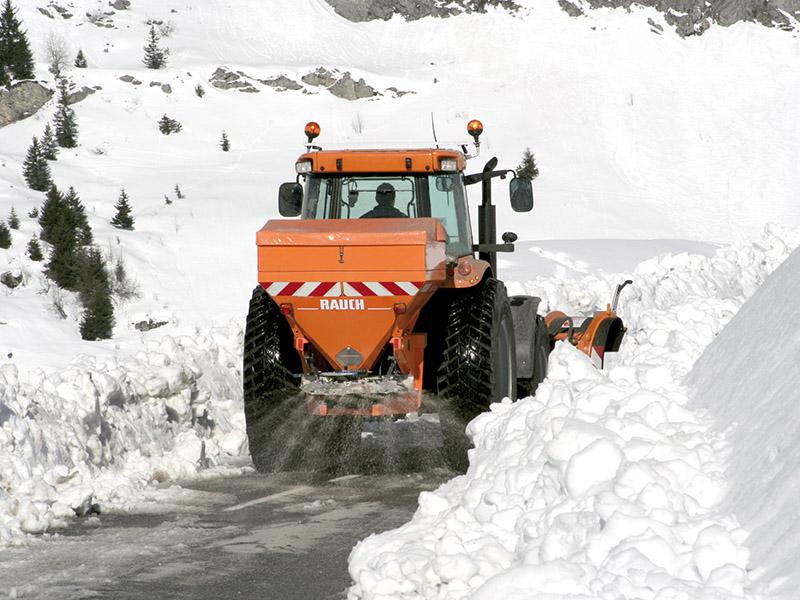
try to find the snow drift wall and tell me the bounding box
[688,247,800,600]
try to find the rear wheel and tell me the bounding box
[435,278,516,471]
[243,286,302,472]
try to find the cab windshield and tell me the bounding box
[301,174,472,256]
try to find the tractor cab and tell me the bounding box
[278,121,534,267]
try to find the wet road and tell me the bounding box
[0,469,452,600]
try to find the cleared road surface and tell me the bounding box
[0,469,452,599]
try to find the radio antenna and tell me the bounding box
[430,112,439,148]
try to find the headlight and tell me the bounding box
[295,160,312,174]
[439,158,458,172]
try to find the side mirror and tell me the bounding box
[278,182,303,217]
[509,177,533,212]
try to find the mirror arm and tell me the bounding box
[473,243,515,253]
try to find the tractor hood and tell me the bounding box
[256,218,448,373]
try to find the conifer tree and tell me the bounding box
[41,123,58,160]
[7,206,19,229]
[27,207,38,219]
[174,184,184,199]
[0,0,35,86]
[158,114,181,134]
[142,25,168,69]
[54,78,78,148]
[0,221,10,249]
[516,147,539,180]
[65,186,92,245]
[78,246,115,340]
[74,49,87,68]
[220,131,230,152]
[111,189,134,230]
[27,234,43,261]
[38,185,67,244]
[44,187,81,290]
[22,137,52,191]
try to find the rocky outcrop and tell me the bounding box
[0,82,53,128]
[323,0,519,21]
[302,68,380,100]
[559,0,800,36]
[209,66,411,100]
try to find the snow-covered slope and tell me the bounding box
[1,0,799,371]
[688,247,800,600]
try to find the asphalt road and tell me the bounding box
[0,469,452,600]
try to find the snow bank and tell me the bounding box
[0,323,247,545]
[688,247,800,600]
[347,224,800,600]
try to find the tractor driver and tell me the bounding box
[360,182,407,219]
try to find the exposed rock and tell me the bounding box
[67,86,99,105]
[1,272,22,289]
[161,84,172,94]
[386,86,414,97]
[0,82,53,128]
[301,67,338,88]
[302,68,380,100]
[50,4,73,19]
[330,73,379,100]
[134,319,168,332]
[149,81,161,87]
[119,75,142,85]
[38,7,54,18]
[647,17,664,32]
[258,75,303,91]
[558,0,584,17]
[109,0,131,9]
[562,0,800,36]
[323,0,520,22]
[209,67,259,93]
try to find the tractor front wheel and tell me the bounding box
[242,286,302,472]
[436,278,516,471]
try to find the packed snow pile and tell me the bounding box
[347,224,800,600]
[0,323,247,545]
[688,247,800,600]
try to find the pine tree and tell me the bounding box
[0,0,35,86]
[174,184,184,199]
[194,83,205,98]
[158,114,182,134]
[142,25,168,69]
[41,123,58,160]
[22,137,52,191]
[65,186,93,246]
[516,147,539,180]
[8,206,19,229]
[220,131,230,152]
[74,49,87,68]
[27,234,43,261]
[44,187,81,290]
[0,221,10,249]
[111,189,134,230]
[78,246,115,340]
[39,185,67,243]
[27,207,38,219]
[54,78,78,148]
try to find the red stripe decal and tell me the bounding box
[412,282,424,289]
[280,281,304,296]
[348,281,376,296]
[310,282,336,297]
[380,281,406,296]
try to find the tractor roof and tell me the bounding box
[296,148,466,175]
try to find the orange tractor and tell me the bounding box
[244,120,628,471]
